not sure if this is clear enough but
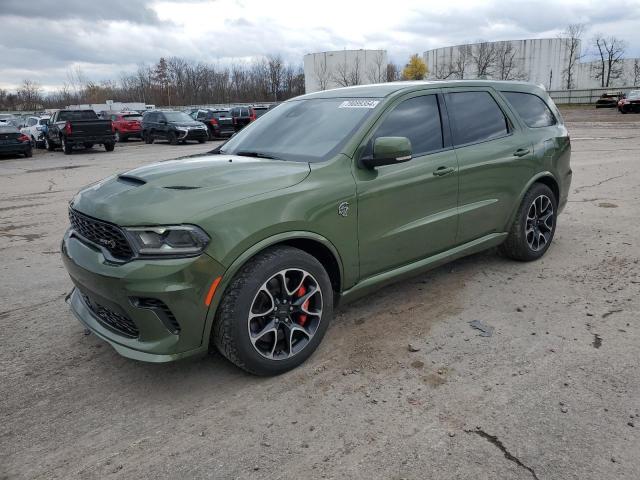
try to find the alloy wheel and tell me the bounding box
[247,269,323,360]
[526,194,554,251]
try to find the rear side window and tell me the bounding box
[372,95,443,156]
[502,91,556,127]
[445,91,509,146]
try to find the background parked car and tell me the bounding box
[20,115,50,148]
[253,106,269,118]
[190,109,235,139]
[45,109,115,155]
[618,90,640,113]
[108,112,143,142]
[0,124,32,158]
[595,92,620,108]
[230,106,256,131]
[0,114,19,126]
[142,110,208,145]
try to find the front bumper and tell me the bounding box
[176,128,208,141]
[62,229,225,362]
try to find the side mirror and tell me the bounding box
[361,136,412,169]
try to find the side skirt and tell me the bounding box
[339,232,508,305]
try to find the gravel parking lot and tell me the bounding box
[1,108,639,480]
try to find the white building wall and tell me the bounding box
[424,38,572,90]
[303,50,388,93]
[574,58,640,88]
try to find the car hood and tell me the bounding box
[71,155,311,225]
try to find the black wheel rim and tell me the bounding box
[247,269,323,360]
[526,194,554,252]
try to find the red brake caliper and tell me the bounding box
[296,285,309,326]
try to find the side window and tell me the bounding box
[372,95,443,156]
[445,91,510,146]
[502,91,556,128]
[28,118,37,126]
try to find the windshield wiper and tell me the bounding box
[235,150,281,160]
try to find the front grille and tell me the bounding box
[82,294,139,338]
[69,208,134,260]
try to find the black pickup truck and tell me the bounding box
[45,110,115,154]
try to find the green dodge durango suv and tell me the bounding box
[62,81,572,375]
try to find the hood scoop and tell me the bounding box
[163,185,201,190]
[117,175,146,187]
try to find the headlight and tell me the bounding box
[125,225,210,257]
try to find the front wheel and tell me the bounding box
[104,142,115,152]
[143,131,154,144]
[212,246,333,375]
[500,183,557,261]
[168,131,178,145]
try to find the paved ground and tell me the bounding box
[1,108,639,480]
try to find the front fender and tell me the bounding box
[199,231,344,347]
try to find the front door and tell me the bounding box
[354,92,459,279]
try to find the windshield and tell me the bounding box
[164,111,194,122]
[627,91,640,99]
[220,98,380,162]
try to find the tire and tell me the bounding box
[24,147,33,158]
[212,246,333,376]
[45,137,55,151]
[104,142,115,152]
[62,137,72,155]
[168,131,178,145]
[500,183,557,261]
[144,131,154,144]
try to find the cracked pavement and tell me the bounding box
[1,107,639,479]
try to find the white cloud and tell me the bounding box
[0,0,639,91]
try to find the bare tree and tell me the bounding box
[386,63,400,82]
[593,35,627,87]
[494,42,526,80]
[266,54,284,101]
[17,80,42,110]
[366,51,387,83]
[434,59,457,79]
[470,41,497,79]
[453,45,472,79]
[562,23,585,89]
[633,59,640,86]
[332,52,352,87]
[314,54,331,91]
[348,55,362,86]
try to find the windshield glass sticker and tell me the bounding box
[339,100,380,109]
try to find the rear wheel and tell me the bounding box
[62,137,72,155]
[500,183,557,261]
[212,246,333,375]
[144,131,154,144]
[198,138,206,143]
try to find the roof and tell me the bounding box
[297,80,547,100]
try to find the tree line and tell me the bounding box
[0,55,305,111]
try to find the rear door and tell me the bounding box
[355,91,459,278]
[443,88,534,244]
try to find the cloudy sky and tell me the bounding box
[1,0,639,91]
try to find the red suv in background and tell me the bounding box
[109,112,143,142]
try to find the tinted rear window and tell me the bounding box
[122,115,142,121]
[502,91,556,128]
[58,110,98,121]
[445,91,509,146]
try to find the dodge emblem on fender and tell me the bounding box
[338,201,349,217]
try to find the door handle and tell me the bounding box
[513,147,530,157]
[433,166,455,177]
